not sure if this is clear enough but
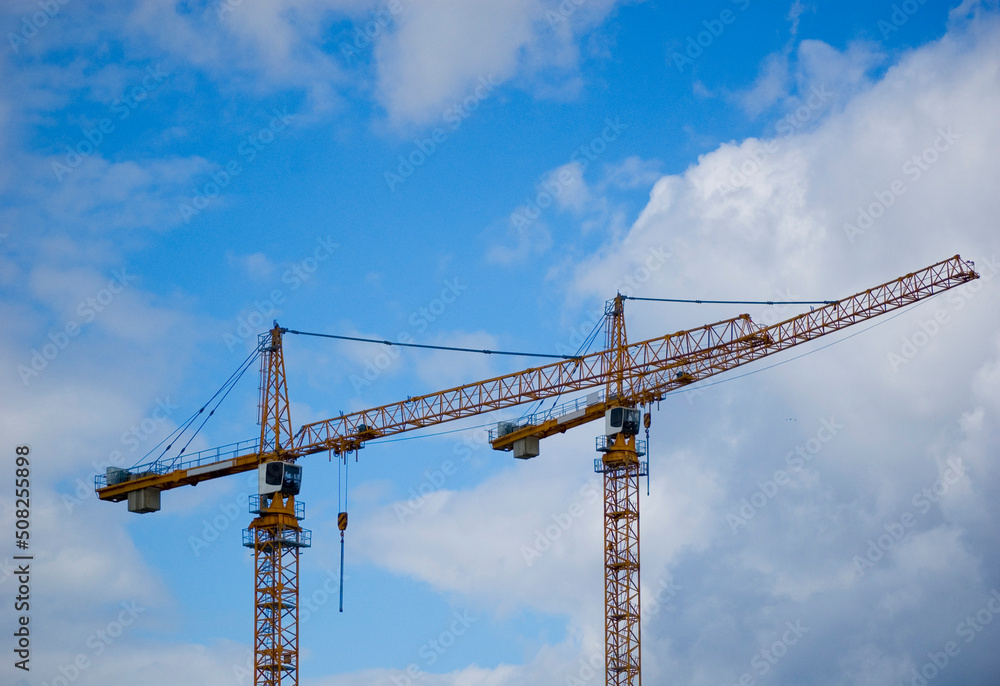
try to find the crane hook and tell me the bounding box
[644,411,651,496]
[338,511,348,613]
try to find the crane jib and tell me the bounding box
[95,254,978,500]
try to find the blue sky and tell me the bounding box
[2,1,1000,684]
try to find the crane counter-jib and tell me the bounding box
[94,441,334,503]
[96,254,979,503]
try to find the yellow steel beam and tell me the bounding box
[491,401,611,450]
[97,449,271,502]
[94,445,330,502]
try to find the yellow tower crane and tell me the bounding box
[96,254,979,686]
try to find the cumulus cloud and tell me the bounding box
[602,156,663,190]
[125,0,353,110]
[27,0,638,128]
[372,0,636,127]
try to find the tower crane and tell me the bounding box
[95,254,979,686]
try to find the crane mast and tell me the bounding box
[599,294,645,683]
[247,326,310,686]
[95,255,979,686]
[259,325,293,455]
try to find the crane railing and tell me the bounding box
[489,390,607,443]
[94,438,261,490]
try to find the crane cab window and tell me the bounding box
[606,407,641,437]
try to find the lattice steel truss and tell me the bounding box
[259,326,293,455]
[244,493,311,686]
[598,433,648,685]
[98,256,979,500]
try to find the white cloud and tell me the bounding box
[373,0,635,128]
[548,161,592,213]
[374,0,537,127]
[602,155,662,190]
[227,251,276,281]
[949,0,1000,24]
[794,38,884,102]
[741,52,793,116]
[787,0,810,38]
[492,154,660,267]
[124,0,353,110]
[24,0,638,128]
[738,39,884,118]
[0,0,643,143]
